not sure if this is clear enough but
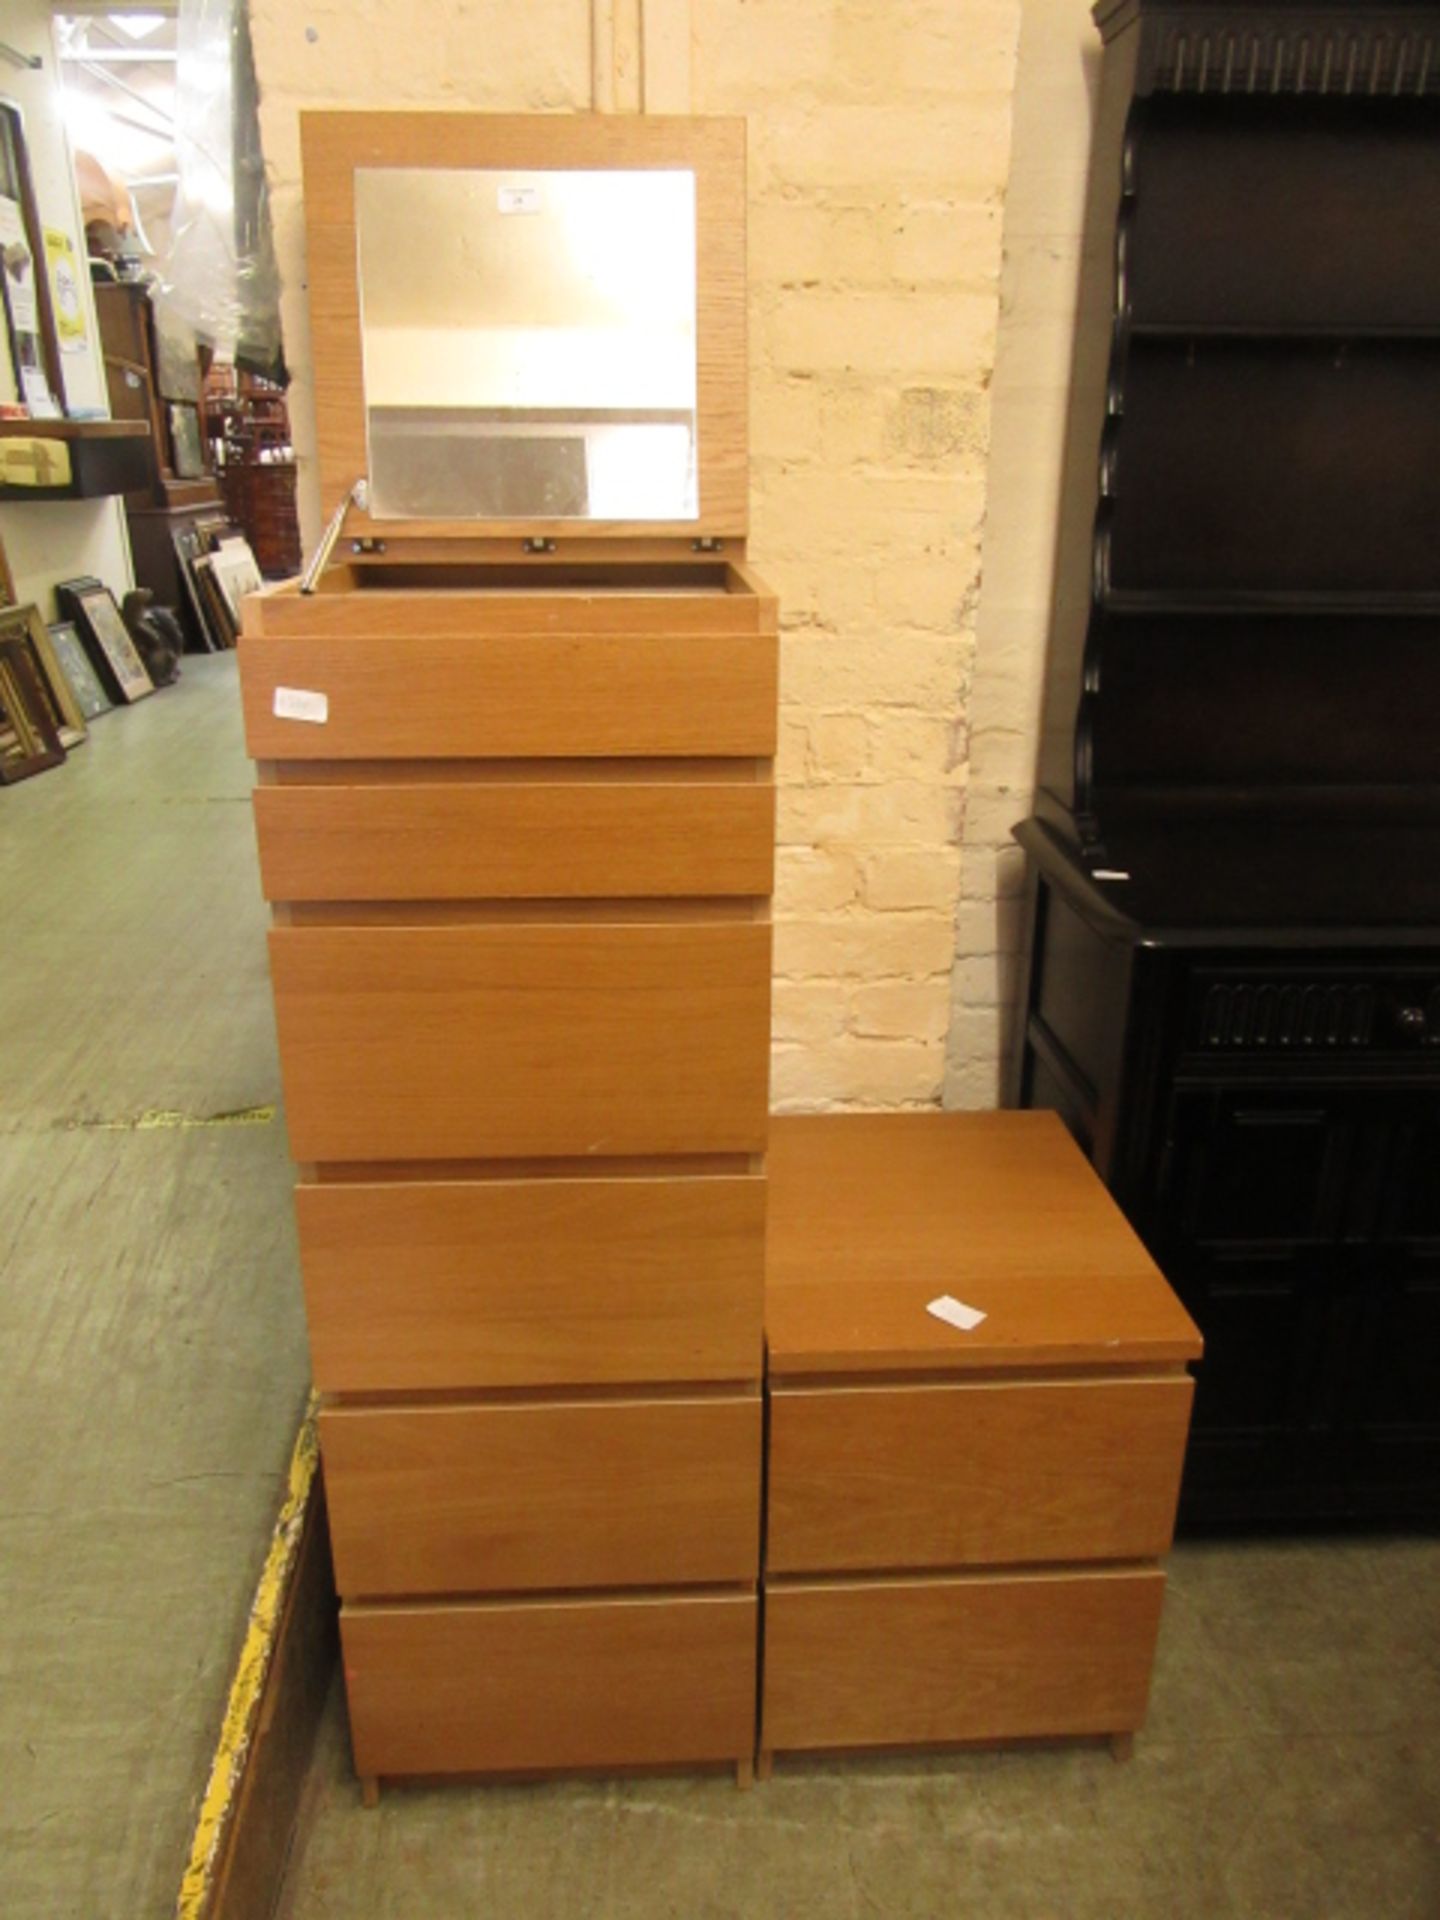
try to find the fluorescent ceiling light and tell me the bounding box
[110,14,169,39]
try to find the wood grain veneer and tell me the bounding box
[766,1376,1194,1573]
[761,1568,1167,1755]
[322,1395,761,1596]
[239,630,778,761]
[253,780,774,900]
[343,1591,758,1778]
[300,111,747,541]
[766,1112,1202,1376]
[245,573,772,637]
[298,1173,764,1392]
[268,920,771,1162]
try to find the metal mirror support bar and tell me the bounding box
[299,478,368,594]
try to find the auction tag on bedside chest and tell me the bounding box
[926,1294,987,1333]
[273,686,329,724]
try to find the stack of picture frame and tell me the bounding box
[0,530,187,792]
[172,519,263,650]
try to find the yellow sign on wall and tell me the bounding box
[44,227,87,353]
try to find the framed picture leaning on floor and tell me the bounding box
[0,602,85,747]
[56,576,153,705]
[45,620,111,722]
[0,635,64,783]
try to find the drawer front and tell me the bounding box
[241,630,778,760]
[298,1173,764,1392]
[767,1378,1194,1573]
[269,921,771,1162]
[322,1395,762,1596]
[253,780,775,902]
[343,1591,758,1777]
[762,1569,1166,1754]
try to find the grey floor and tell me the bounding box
[280,1534,1440,1920]
[0,656,310,1919]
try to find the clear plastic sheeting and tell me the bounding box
[162,0,284,379]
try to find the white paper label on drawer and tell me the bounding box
[926,1294,987,1332]
[497,185,541,214]
[273,686,329,724]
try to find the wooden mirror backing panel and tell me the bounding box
[301,111,748,542]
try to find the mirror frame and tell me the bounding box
[301,111,747,545]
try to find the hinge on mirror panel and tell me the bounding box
[692,537,725,553]
[523,537,557,554]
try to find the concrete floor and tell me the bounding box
[280,1534,1440,1920]
[0,657,310,1919]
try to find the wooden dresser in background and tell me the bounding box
[239,111,774,1795]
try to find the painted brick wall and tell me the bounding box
[943,0,1097,1108]
[692,0,1021,1109]
[249,0,1055,1112]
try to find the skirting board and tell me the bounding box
[176,1398,339,1920]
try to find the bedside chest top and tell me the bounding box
[766,1112,1202,1378]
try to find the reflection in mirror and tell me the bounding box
[356,168,698,521]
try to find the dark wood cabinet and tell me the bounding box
[1015,833,1440,1526]
[93,281,226,650]
[1013,0,1440,1525]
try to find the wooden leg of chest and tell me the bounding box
[735,1756,755,1791]
[359,1775,380,1809]
[1109,1733,1135,1763]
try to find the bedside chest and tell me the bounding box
[760,1112,1202,1767]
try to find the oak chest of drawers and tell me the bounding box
[760,1112,1202,1767]
[240,109,773,1794]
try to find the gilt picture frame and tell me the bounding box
[0,602,86,747]
[0,635,64,782]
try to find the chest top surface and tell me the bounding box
[766,1112,1202,1378]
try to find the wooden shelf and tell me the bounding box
[0,417,150,440]
[0,417,152,501]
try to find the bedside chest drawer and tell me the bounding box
[767,1377,1193,1573]
[269,920,771,1162]
[763,1568,1166,1754]
[321,1395,762,1596]
[344,1590,758,1779]
[241,628,778,761]
[253,780,775,902]
[298,1173,764,1392]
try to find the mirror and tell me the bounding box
[355,167,698,521]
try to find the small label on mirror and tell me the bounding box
[273,686,329,724]
[497,185,541,215]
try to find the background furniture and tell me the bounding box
[1013,0,1440,1527]
[94,279,226,649]
[204,364,301,578]
[760,1112,1200,1765]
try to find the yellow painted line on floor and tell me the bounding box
[68,1104,277,1133]
[175,1394,319,1920]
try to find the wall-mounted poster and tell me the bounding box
[0,193,54,415]
[44,228,87,354]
